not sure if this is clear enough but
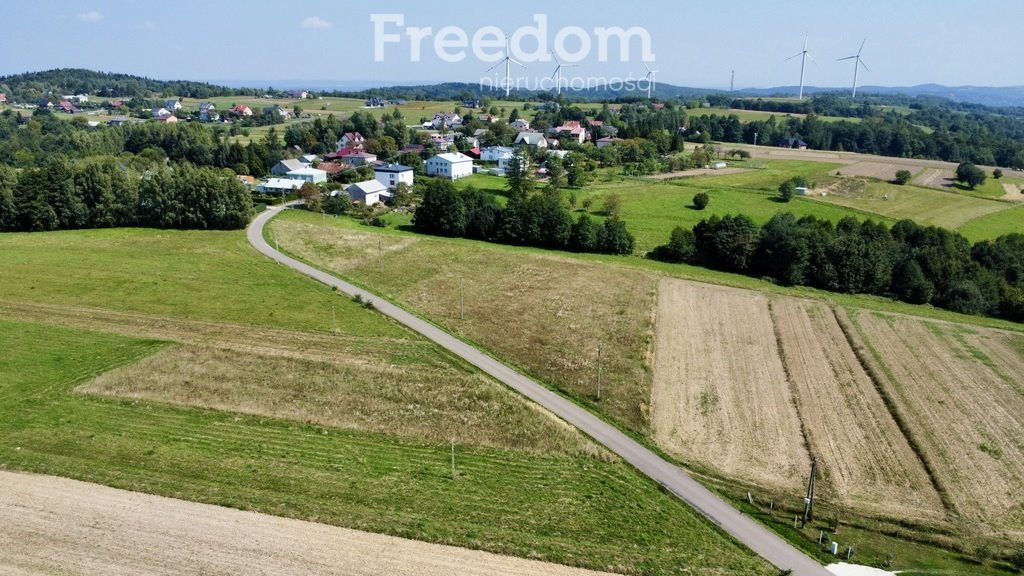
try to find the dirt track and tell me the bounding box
[0,471,613,576]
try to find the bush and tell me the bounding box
[994,168,1003,179]
[894,169,913,185]
[778,180,795,202]
[692,191,710,210]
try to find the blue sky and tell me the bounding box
[2,1,1022,89]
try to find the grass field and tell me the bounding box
[958,204,1024,242]
[0,318,771,575]
[269,212,658,433]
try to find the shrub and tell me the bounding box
[894,169,912,185]
[692,191,710,210]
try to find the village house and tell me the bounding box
[271,158,305,176]
[339,151,378,167]
[373,163,414,191]
[432,112,461,129]
[345,179,391,205]
[425,152,473,180]
[336,132,365,150]
[596,136,624,149]
[510,118,530,131]
[230,104,253,117]
[165,99,182,111]
[480,146,515,163]
[286,167,328,184]
[514,131,548,149]
[553,121,588,144]
[257,178,303,194]
[151,107,171,118]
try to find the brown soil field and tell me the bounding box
[0,471,615,576]
[647,167,751,180]
[912,168,955,189]
[836,161,923,181]
[272,217,659,433]
[844,310,1024,537]
[769,300,946,523]
[650,279,809,491]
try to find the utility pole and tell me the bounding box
[377,237,382,272]
[730,70,735,93]
[802,455,818,528]
[459,277,464,321]
[321,209,327,244]
[596,343,603,401]
[450,439,456,480]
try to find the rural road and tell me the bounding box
[248,205,831,576]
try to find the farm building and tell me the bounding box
[425,152,473,180]
[346,180,391,205]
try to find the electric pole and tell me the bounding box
[802,455,818,528]
[596,343,603,400]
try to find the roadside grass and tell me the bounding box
[81,343,593,456]
[269,212,658,434]
[0,227,397,335]
[0,318,772,575]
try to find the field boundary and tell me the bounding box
[831,307,956,518]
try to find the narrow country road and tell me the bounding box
[248,206,831,576]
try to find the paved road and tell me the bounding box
[248,206,831,576]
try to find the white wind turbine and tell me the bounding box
[486,33,525,97]
[550,53,578,95]
[643,63,658,99]
[838,38,870,98]
[784,34,816,100]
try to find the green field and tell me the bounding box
[0,227,775,575]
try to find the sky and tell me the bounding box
[2,0,1023,91]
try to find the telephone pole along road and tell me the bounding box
[248,206,831,576]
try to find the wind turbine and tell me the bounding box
[643,63,658,99]
[784,34,816,100]
[486,33,525,97]
[550,52,578,95]
[838,38,870,98]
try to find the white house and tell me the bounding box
[299,153,319,165]
[432,112,461,129]
[595,136,623,149]
[510,118,530,131]
[271,158,305,175]
[425,152,473,180]
[373,163,414,190]
[257,178,303,194]
[514,131,548,149]
[165,99,182,111]
[481,146,515,163]
[336,131,365,150]
[498,154,527,172]
[286,167,328,183]
[346,179,391,205]
[151,107,171,118]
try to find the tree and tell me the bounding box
[692,191,709,210]
[893,169,912,185]
[505,149,533,200]
[298,182,322,212]
[955,161,986,189]
[570,213,599,252]
[650,226,696,263]
[392,182,413,207]
[993,168,1003,179]
[597,216,635,255]
[778,179,795,202]
[413,179,466,237]
[602,192,623,218]
[322,191,349,215]
[545,156,566,188]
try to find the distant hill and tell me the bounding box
[4,68,1024,109]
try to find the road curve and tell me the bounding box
[248,206,831,576]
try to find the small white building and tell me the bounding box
[795,186,810,196]
[346,179,391,205]
[480,146,515,163]
[425,152,473,180]
[499,154,527,172]
[286,167,327,183]
[712,161,727,170]
[257,178,303,194]
[510,118,530,131]
[514,131,548,149]
[374,163,414,190]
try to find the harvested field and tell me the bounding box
[769,300,945,523]
[912,168,955,189]
[844,310,1024,536]
[271,213,659,432]
[650,279,809,491]
[1002,183,1024,201]
[0,471,615,576]
[837,161,922,182]
[80,344,592,456]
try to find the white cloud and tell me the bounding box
[301,16,331,30]
[78,10,103,23]
[138,20,156,30]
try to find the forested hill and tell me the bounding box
[0,69,249,101]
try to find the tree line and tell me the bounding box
[0,158,252,232]
[651,213,1024,322]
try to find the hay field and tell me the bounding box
[844,310,1024,536]
[650,279,809,491]
[770,300,946,523]
[837,161,923,181]
[270,213,659,432]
